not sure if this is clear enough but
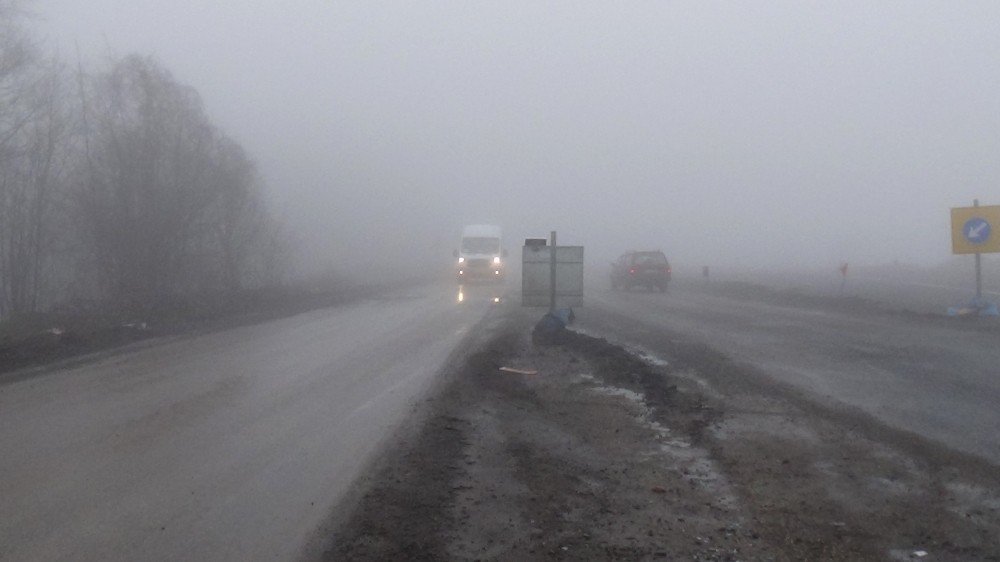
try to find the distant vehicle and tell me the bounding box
[610,251,671,292]
[454,224,507,282]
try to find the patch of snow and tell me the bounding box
[591,385,646,405]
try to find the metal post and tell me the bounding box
[975,199,982,300]
[549,231,557,312]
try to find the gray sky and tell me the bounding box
[34,1,1000,275]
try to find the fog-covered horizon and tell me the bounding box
[35,1,1000,277]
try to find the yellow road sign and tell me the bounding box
[951,205,1000,254]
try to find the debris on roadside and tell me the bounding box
[531,312,568,345]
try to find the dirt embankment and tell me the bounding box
[325,313,1000,561]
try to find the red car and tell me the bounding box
[610,251,671,292]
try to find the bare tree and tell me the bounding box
[0,61,68,316]
[73,55,287,311]
[0,12,291,321]
[0,3,71,317]
[209,135,266,292]
[257,218,294,288]
[74,56,212,308]
[0,1,34,151]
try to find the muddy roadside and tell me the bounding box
[0,281,385,378]
[322,309,1000,561]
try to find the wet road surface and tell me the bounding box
[578,283,1000,465]
[0,284,503,561]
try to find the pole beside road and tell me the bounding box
[949,199,1000,314]
[975,199,982,300]
[550,231,557,312]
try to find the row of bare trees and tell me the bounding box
[0,3,288,318]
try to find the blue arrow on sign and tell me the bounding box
[964,217,992,245]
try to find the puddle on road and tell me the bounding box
[456,284,504,305]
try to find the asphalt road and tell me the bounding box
[577,282,1000,465]
[0,284,502,562]
[720,268,1000,314]
[5,276,996,560]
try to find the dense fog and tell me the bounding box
[26,2,1000,281]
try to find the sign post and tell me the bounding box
[521,235,584,309]
[549,231,557,312]
[950,200,1000,302]
[974,200,983,299]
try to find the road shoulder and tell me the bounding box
[321,310,1000,560]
